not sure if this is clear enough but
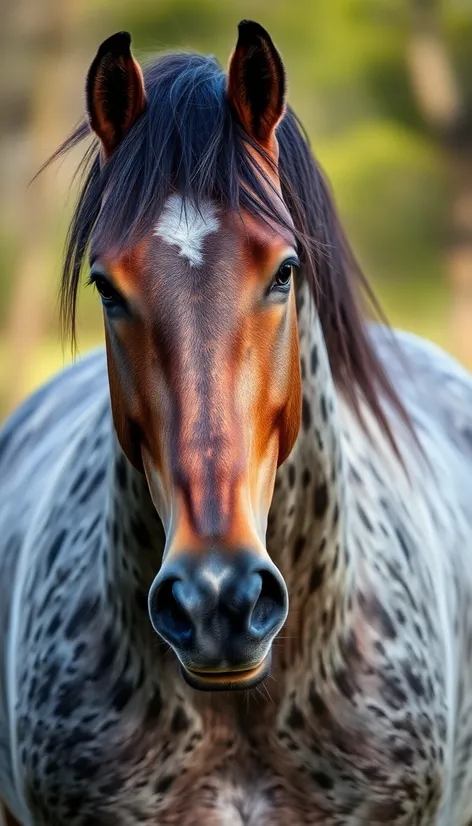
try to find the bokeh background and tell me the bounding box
[1,0,472,417]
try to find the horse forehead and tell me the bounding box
[153,195,220,267]
[151,194,295,268]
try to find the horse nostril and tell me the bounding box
[250,568,288,639]
[151,578,193,645]
[149,553,288,670]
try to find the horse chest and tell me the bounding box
[22,686,445,826]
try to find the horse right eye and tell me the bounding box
[94,276,117,303]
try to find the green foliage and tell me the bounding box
[0,231,17,325]
[316,120,445,285]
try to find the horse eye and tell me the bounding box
[272,261,295,292]
[94,276,117,303]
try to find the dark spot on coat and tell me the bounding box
[91,628,118,680]
[381,678,408,709]
[145,687,163,722]
[36,662,60,706]
[46,612,61,637]
[314,483,329,518]
[70,468,88,496]
[333,668,355,700]
[286,703,305,730]
[357,504,373,532]
[393,745,414,765]
[71,755,100,779]
[301,467,311,489]
[404,663,425,697]
[348,464,362,485]
[84,513,101,541]
[46,530,67,573]
[395,527,411,564]
[310,345,318,374]
[288,464,296,489]
[54,682,83,716]
[292,535,306,564]
[309,565,325,593]
[302,396,311,430]
[116,455,128,490]
[312,770,334,790]
[111,679,134,712]
[320,395,328,423]
[78,468,106,505]
[360,592,397,640]
[333,500,340,527]
[155,775,174,795]
[65,595,100,640]
[171,706,189,734]
[309,682,328,716]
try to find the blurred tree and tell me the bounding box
[406,0,472,361]
[0,0,83,412]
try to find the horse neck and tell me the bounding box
[267,276,355,672]
[100,435,166,659]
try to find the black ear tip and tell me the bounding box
[96,31,132,60]
[237,20,272,45]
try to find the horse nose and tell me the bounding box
[148,551,288,681]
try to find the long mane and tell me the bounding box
[47,50,413,455]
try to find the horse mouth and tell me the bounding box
[181,654,271,691]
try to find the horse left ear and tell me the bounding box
[86,31,146,158]
[227,20,286,152]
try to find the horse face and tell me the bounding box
[86,23,301,688]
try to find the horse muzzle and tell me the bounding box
[148,549,288,690]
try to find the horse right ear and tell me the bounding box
[227,20,286,154]
[86,31,146,158]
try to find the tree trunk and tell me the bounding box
[406,0,472,365]
[1,0,81,414]
[444,153,472,366]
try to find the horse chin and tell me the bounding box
[180,653,272,692]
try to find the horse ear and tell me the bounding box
[227,20,286,151]
[86,31,146,158]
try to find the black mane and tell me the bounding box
[48,50,412,454]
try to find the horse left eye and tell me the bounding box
[272,262,294,291]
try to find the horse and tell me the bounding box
[1,18,472,826]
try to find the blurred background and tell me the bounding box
[1,0,472,417]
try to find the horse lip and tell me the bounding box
[181,654,271,691]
